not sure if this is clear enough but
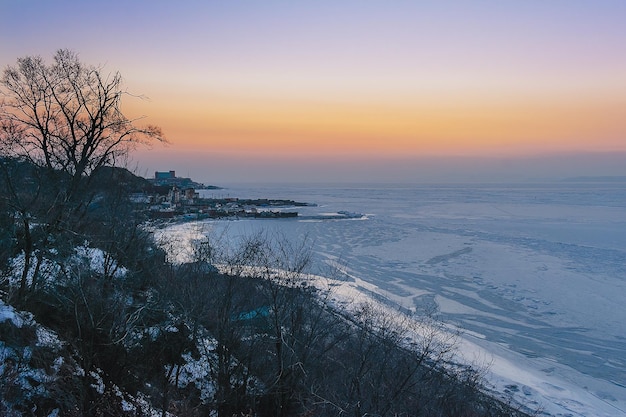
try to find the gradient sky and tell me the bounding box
[1,1,625,183]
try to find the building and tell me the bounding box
[155,171,176,180]
[149,170,206,189]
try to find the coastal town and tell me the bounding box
[136,170,311,221]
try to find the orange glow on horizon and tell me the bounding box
[124,90,626,158]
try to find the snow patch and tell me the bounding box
[0,299,24,327]
[89,369,105,394]
[72,243,127,278]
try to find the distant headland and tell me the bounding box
[562,176,626,183]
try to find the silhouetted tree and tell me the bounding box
[0,49,164,299]
[0,49,163,186]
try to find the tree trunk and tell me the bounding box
[17,215,32,301]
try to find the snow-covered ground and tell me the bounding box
[160,182,626,416]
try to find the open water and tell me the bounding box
[185,182,626,416]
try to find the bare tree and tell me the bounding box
[0,49,164,299]
[0,49,163,189]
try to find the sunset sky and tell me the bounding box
[1,1,625,183]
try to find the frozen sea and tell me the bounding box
[172,182,626,416]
